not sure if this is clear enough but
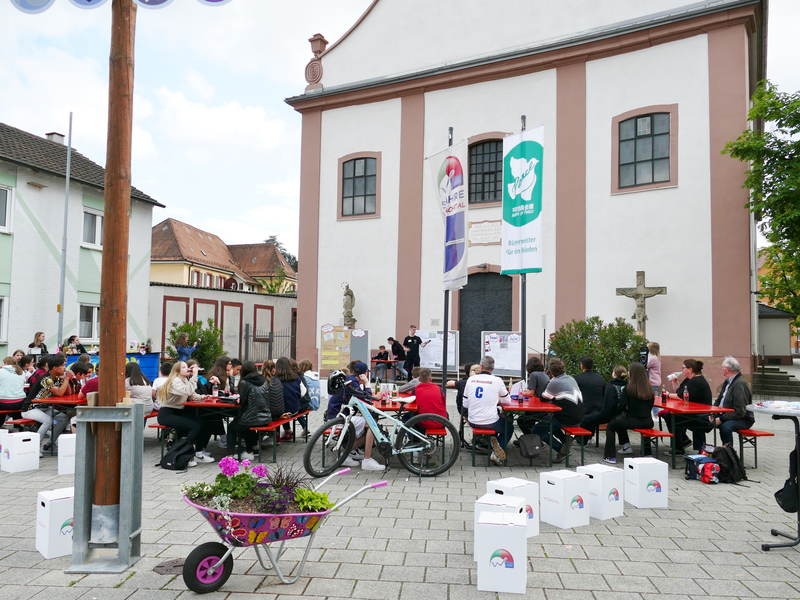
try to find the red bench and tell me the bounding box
[468,423,497,467]
[4,418,38,431]
[561,426,593,467]
[736,429,774,469]
[148,423,170,459]
[631,428,674,457]
[251,410,311,463]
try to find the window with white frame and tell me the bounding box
[79,304,100,341]
[205,273,212,288]
[0,187,11,233]
[82,208,104,248]
[191,270,199,286]
[0,296,7,342]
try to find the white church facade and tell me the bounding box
[286,0,767,381]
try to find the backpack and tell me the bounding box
[712,445,747,484]
[518,433,542,459]
[684,455,717,481]
[775,449,798,513]
[158,437,195,471]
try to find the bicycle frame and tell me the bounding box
[330,396,433,456]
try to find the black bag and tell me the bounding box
[712,445,747,483]
[775,450,798,513]
[518,433,542,459]
[684,455,717,481]
[158,437,195,470]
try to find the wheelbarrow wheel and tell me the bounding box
[183,541,233,594]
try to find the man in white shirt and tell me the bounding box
[463,356,511,465]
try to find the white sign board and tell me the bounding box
[482,331,523,377]
[417,330,459,372]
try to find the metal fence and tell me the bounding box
[243,324,295,363]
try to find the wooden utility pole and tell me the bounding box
[95,0,137,512]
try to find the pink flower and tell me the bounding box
[241,459,252,469]
[252,464,268,478]
[219,456,240,476]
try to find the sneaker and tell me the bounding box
[217,437,227,449]
[195,454,215,464]
[602,457,617,465]
[554,446,567,463]
[490,436,506,462]
[187,459,198,468]
[490,452,503,466]
[280,431,293,442]
[300,429,308,439]
[240,451,255,461]
[341,456,359,467]
[361,458,385,471]
[349,450,364,462]
[618,444,633,455]
[202,450,212,457]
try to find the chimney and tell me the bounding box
[45,132,65,144]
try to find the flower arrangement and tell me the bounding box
[183,457,334,516]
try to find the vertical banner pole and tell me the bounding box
[57,112,73,347]
[519,115,527,383]
[441,127,453,394]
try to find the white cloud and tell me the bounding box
[184,69,215,102]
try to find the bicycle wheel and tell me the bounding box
[303,416,356,478]
[395,414,459,476]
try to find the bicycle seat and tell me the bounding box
[396,396,415,403]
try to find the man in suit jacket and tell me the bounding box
[710,355,755,446]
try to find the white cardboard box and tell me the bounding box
[0,428,8,469]
[539,469,590,529]
[487,477,539,537]
[58,433,77,475]
[624,457,669,508]
[577,463,625,520]
[474,493,525,560]
[1,432,39,473]
[36,487,74,559]
[476,511,527,595]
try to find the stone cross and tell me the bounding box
[616,271,666,337]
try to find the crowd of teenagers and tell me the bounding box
[446,341,754,467]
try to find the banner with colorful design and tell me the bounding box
[10,0,232,12]
[428,140,469,291]
[501,125,544,274]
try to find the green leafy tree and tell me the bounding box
[549,317,646,380]
[258,266,287,294]
[264,235,298,273]
[723,81,800,338]
[166,318,228,370]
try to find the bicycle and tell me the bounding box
[302,371,459,478]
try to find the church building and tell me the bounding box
[286,0,767,380]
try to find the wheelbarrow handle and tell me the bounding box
[331,481,388,512]
[312,467,352,492]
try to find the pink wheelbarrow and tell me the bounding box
[182,468,386,594]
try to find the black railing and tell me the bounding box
[243,324,295,363]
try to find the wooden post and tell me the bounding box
[94,0,137,512]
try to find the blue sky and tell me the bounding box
[1,0,798,257]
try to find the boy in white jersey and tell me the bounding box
[463,355,511,465]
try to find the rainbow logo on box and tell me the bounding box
[525,505,534,519]
[570,495,584,510]
[608,488,620,502]
[490,549,514,568]
[646,480,662,493]
[60,518,74,537]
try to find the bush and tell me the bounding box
[165,318,228,370]
[549,317,646,381]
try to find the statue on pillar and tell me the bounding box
[616,271,666,338]
[342,283,357,328]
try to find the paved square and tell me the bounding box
[2,392,799,599]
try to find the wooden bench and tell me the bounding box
[251,410,311,463]
[632,428,674,457]
[468,423,496,467]
[148,423,170,459]
[736,429,774,469]
[561,426,593,467]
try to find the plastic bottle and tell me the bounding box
[661,385,668,405]
[212,382,219,397]
[683,389,689,404]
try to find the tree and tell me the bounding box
[549,317,646,380]
[264,235,298,273]
[723,81,800,246]
[723,81,800,337]
[165,318,228,370]
[258,266,287,294]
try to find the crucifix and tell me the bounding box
[616,271,667,338]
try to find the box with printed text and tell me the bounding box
[36,487,74,559]
[1,432,39,473]
[476,511,527,595]
[539,469,590,529]
[473,492,525,560]
[577,463,624,520]
[624,457,669,508]
[487,477,539,537]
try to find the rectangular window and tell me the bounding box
[82,209,104,248]
[339,154,381,219]
[0,296,7,342]
[0,188,9,232]
[79,304,100,341]
[469,140,503,204]
[191,270,199,286]
[618,112,670,188]
[205,273,212,288]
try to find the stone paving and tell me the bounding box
[2,392,800,600]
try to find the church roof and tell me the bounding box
[0,121,163,207]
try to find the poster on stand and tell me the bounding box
[482,331,524,377]
[417,330,459,372]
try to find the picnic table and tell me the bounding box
[502,397,562,466]
[37,394,86,455]
[655,397,733,468]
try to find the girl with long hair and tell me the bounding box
[29,332,48,355]
[175,332,199,362]
[261,359,285,421]
[603,363,655,464]
[207,355,232,392]
[125,361,154,416]
[227,361,272,459]
[275,356,310,441]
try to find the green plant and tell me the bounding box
[212,471,257,499]
[182,481,215,500]
[264,463,308,491]
[549,317,646,380]
[166,318,228,370]
[258,266,287,294]
[294,488,335,513]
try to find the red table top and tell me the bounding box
[655,398,734,415]
[370,359,404,363]
[373,400,418,412]
[502,398,562,413]
[37,394,85,406]
[183,395,240,408]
